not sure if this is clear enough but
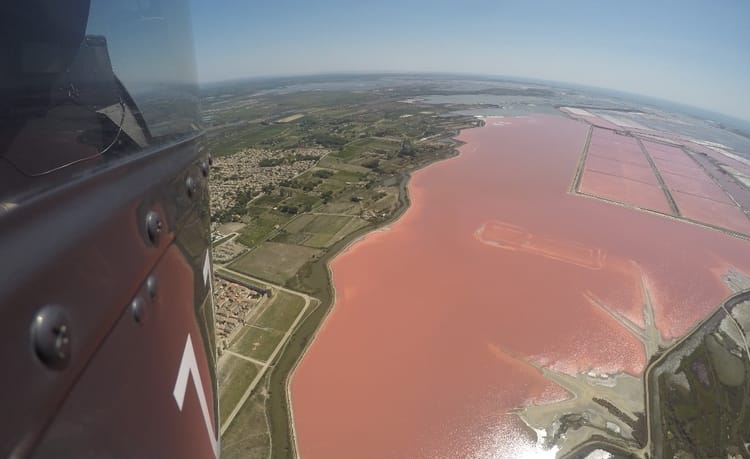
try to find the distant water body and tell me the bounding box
[291,115,750,457]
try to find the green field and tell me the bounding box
[336,137,400,160]
[229,241,320,284]
[269,231,311,246]
[212,124,290,157]
[279,190,320,213]
[313,200,361,215]
[255,291,305,332]
[231,326,285,362]
[331,169,367,183]
[218,355,260,425]
[318,156,371,173]
[249,194,280,207]
[300,214,350,234]
[277,214,369,248]
[308,215,369,248]
[281,214,315,233]
[220,386,271,459]
[236,211,294,247]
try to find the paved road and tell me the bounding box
[309,212,357,217]
[218,266,318,435]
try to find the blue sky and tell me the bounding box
[190,0,750,121]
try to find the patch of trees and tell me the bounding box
[362,159,380,169]
[301,181,319,192]
[258,157,284,167]
[211,212,228,224]
[313,169,334,178]
[261,183,275,193]
[278,205,299,214]
[235,187,255,205]
[398,140,416,157]
[312,133,348,148]
[212,187,256,223]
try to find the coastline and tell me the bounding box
[279,119,484,458]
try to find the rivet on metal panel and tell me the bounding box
[31,305,71,370]
[146,275,158,299]
[145,211,163,245]
[130,297,147,324]
[186,175,197,198]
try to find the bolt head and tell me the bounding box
[146,275,158,299]
[31,305,71,370]
[130,297,147,324]
[145,211,162,245]
[186,176,197,198]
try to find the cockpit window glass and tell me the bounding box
[0,0,200,210]
[86,0,201,140]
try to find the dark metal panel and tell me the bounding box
[32,246,217,459]
[0,136,217,457]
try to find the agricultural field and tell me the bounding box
[254,291,305,331]
[274,214,369,248]
[235,209,293,247]
[228,242,320,285]
[217,355,260,425]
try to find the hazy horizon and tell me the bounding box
[190,1,749,122]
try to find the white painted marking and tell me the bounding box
[173,334,219,457]
[224,349,267,366]
[202,250,211,286]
